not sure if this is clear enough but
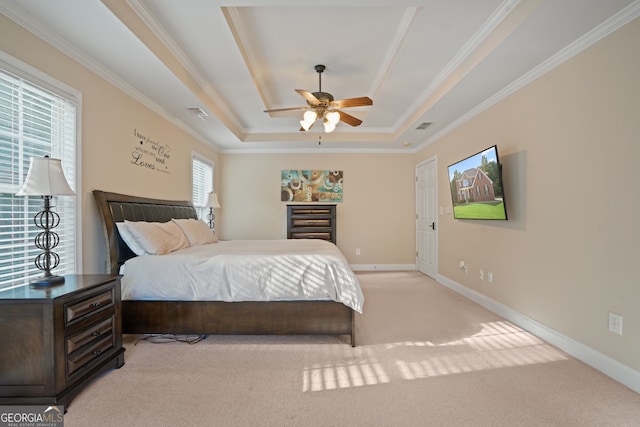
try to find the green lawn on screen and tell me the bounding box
[453,202,506,219]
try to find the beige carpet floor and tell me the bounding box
[64,271,640,426]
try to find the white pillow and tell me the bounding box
[116,222,148,256]
[123,220,190,255]
[171,218,218,246]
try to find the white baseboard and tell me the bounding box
[437,274,640,394]
[350,264,416,272]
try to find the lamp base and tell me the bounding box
[30,274,65,287]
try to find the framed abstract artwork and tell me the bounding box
[281,170,343,202]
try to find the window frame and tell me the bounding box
[0,51,82,290]
[191,152,214,221]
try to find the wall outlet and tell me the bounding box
[459,261,467,274]
[487,272,493,283]
[608,312,623,335]
[479,270,484,280]
[355,248,361,256]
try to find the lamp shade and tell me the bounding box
[16,156,75,196]
[205,192,221,209]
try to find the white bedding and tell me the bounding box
[120,239,364,313]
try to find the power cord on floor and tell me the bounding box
[135,334,208,345]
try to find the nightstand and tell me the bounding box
[0,274,125,409]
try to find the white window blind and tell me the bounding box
[0,66,77,290]
[191,154,213,220]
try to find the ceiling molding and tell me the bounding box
[223,7,272,111]
[390,0,524,133]
[368,7,419,102]
[127,0,243,131]
[415,0,640,152]
[0,1,219,152]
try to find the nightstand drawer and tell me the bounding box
[292,218,331,227]
[65,288,114,325]
[67,334,114,376]
[66,316,114,354]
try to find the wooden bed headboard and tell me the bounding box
[93,190,198,275]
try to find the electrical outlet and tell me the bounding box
[459,261,467,274]
[487,272,493,283]
[355,248,361,256]
[608,312,623,335]
[479,270,484,280]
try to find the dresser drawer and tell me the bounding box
[65,288,114,326]
[67,334,114,377]
[292,218,331,227]
[291,231,333,240]
[289,207,333,215]
[66,316,114,355]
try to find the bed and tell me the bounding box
[93,190,361,346]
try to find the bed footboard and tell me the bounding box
[123,299,355,346]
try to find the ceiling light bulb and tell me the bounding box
[303,110,317,122]
[325,111,340,125]
[323,120,336,133]
[300,119,312,131]
[300,110,318,131]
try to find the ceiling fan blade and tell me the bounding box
[263,106,307,113]
[338,111,363,127]
[295,89,320,105]
[331,96,373,108]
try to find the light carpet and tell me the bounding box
[64,271,640,426]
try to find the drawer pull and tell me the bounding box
[93,350,102,356]
[91,302,101,307]
[92,331,101,336]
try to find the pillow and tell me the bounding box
[171,218,218,246]
[116,222,149,256]
[123,220,190,255]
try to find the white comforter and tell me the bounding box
[120,239,364,313]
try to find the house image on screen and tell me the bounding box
[456,168,496,203]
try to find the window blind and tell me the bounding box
[0,67,77,290]
[191,155,213,220]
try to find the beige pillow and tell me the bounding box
[171,218,218,246]
[124,220,190,255]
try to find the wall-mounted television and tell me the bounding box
[447,145,508,220]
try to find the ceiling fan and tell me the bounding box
[263,64,373,133]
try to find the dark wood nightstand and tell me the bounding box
[0,274,125,409]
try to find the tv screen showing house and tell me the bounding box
[447,145,508,220]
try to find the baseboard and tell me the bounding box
[350,264,416,272]
[437,274,640,394]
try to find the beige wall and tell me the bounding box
[415,17,640,371]
[219,153,415,265]
[0,15,219,274]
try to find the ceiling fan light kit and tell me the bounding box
[264,64,373,134]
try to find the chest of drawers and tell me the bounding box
[0,275,125,409]
[287,204,336,244]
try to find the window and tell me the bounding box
[192,153,213,220]
[0,58,78,290]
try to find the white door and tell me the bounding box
[416,157,437,277]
